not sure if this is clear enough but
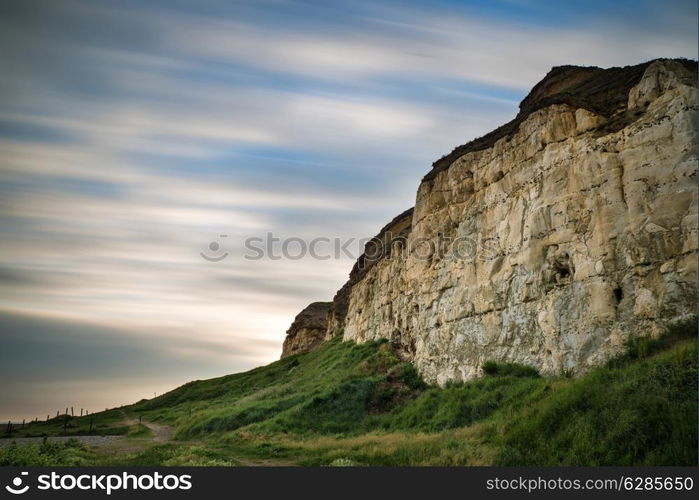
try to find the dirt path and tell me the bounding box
[119,411,173,442]
[231,456,291,467]
[2,411,289,466]
[140,420,173,442]
[116,413,289,466]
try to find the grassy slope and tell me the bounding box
[3,321,697,466]
[5,408,133,439]
[125,319,697,466]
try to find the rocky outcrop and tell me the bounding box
[283,58,698,383]
[319,208,414,341]
[280,302,331,358]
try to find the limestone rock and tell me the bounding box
[280,58,698,383]
[280,302,332,358]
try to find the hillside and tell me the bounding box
[3,319,695,466]
[131,319,699,466]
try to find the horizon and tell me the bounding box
[1,0,698,421]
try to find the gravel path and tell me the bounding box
[0,435,122,447]
[121,416,173,442]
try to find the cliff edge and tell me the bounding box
[281,302,331,358]
[281,58,698,382]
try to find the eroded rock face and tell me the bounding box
[280,302,331,358]
[284,59,698,384]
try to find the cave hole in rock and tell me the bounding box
[553,253,572,281]
[613,287,623,304]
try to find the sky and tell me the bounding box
[0,0,697,420]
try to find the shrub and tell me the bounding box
[0,439,87,466]
[497,338,697,465]
[608,316,697,368]
[482,361,540,377]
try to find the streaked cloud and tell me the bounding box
[0,0,696,420]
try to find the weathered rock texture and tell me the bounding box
[280,302,331,358]
[283,59,698,383]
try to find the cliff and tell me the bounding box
[280,302,332,358]
[281,58,698,382]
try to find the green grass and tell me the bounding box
[120,318,697,466]
[134,338,422,438]
[91,443,239,467]
[126,424,153,438]
[3,408,133,439]
[5,319,696,466]
[0,438,89,466]
[387,376,544,433]
[497,336,697,465]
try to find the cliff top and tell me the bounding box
[424,58,697,181]
[286,301,332,334]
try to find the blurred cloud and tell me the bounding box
[0,312,279,417]
[0,0,696,419]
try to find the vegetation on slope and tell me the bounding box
[2,319,696,466]
[0,438,89,466]
[4,408,132,439]
[126,318,696,466]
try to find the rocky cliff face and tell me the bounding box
[282,59,698,383]
[280,302,331,358]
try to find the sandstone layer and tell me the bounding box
[281,59,698,383]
